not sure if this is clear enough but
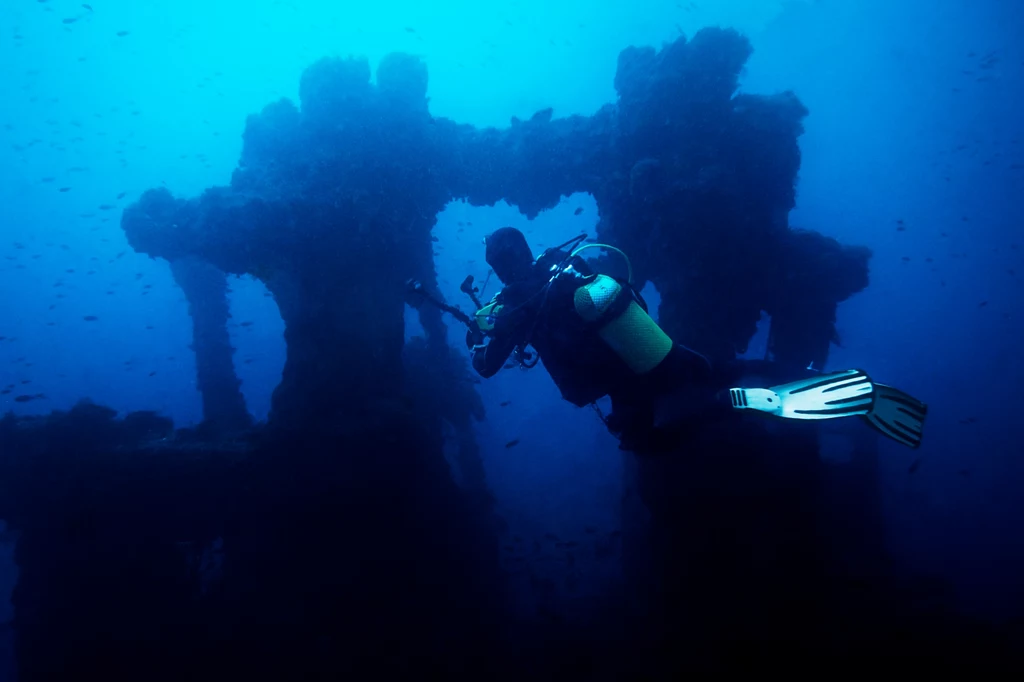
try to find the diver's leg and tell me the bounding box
[708,358,820,388]
[619,350,810,452]
[645,354,814,434]
[606,393,654,444]
[646,362,739,438]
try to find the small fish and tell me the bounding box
[116,30,130,37]
[499,401,511,407]
[431,236,439,242]
[505,438,520,448]
[41,177,55,183]
[148,371,156,377]
[0,390,10,396]
[239,321,253,327]
[116,192,126,199]
[404,26,416,33]
[58,187,71,192]
[83,315,98,321]
[13,394,46,403]
[901,256,910,262]
[83,4,93,10]
[98,204,114,210]
[543,533,560,541]
[574,207,584,216]
[978,301,988,308]
[62,16,81,24]
[908,459,921,475]
[584,526,597,534]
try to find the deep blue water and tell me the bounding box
[1,0,1023,677]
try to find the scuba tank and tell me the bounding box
[573,274,673,374]
[566,244,674,375]
[473,235,675,376]
[414,233,675,376]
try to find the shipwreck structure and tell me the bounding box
[0,29,1008,681]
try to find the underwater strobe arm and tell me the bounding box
[459,275,483,309]
[406,278,539,370]
[405,279,474,329]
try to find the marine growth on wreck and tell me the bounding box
[0,23,1005,682]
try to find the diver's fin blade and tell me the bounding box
[861,382,928,449]
[731,369,874,421]
[774,368,875,420]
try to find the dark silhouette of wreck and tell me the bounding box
[0,28,1017,681]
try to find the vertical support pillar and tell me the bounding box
[170,257,252,433]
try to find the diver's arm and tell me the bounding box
[470,329,519,379]
[468,284,536,379]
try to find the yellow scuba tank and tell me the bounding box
[472,239,673,377]
[571,250,673,375]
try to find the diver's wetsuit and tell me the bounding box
[470,248,731,451]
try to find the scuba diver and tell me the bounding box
[412,226,927,453]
